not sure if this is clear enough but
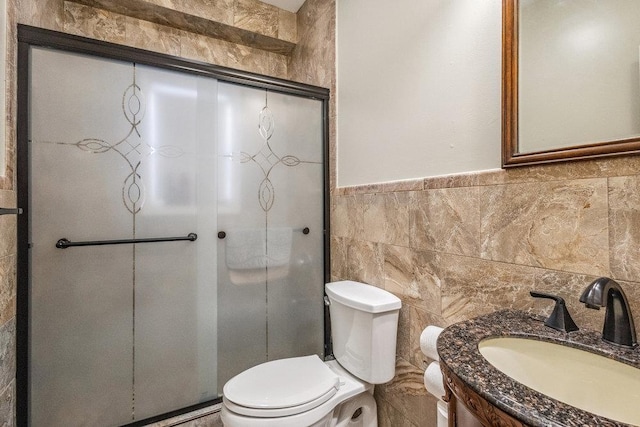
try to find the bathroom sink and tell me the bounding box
[479,337,640,426]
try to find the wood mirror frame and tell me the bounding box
[502,0,640,168]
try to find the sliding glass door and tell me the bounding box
[29,47,218,425]
[216,83,325,389]
[26,43,325,426]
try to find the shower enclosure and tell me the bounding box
[17,27,329,426]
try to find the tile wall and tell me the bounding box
[17,0,295,77]
[0,0,19,423]
[331,156,640,426]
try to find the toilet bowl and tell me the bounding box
[221,357,375,426]
[220,281,401,427]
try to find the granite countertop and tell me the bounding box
[437,310,640,427]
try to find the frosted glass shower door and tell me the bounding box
[216,83,325,388]
[29,48,218,426]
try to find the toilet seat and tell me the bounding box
[223,355,340,418]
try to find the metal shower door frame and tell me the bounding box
[16,24,331,427]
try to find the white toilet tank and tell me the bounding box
[325,281,401,384]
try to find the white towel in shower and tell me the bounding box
[226,228,268,270]
[225,227,292,285]
[266,227,293,267]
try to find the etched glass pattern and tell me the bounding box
[29,48,217,425]
[216,83,324,388]
[28,47,325,425]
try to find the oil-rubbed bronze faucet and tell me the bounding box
[530,291,579,333]
[580,277,637,348]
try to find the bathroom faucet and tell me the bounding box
[580,277,637,348]
[530,291,578,333]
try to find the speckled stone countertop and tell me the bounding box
[437,310,640,427]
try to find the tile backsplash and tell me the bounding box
[331,155,640,426]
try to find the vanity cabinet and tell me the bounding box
[440,363,527,427]
[437,310,640,427]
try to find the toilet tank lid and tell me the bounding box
[326,281,401,313]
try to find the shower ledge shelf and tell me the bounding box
[68,0,297,55]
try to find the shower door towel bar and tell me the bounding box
[55,233,198,249]
[0,208,23,215]
[217,227,310,239]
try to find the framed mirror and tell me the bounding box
[502,0,640,167]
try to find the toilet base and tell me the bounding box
[221,391,376,427]
[330,391,377,427]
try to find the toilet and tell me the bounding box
[221,280,402,427]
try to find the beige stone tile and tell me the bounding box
[288,0,334,88]
[424,171,481,189]
[179,31,287,78]
[364,192,409,246]
[342,183,384,195]
[609,175,640,282]
[330,194,363,239]
[233,0,278,38]
[374,358,436,427]
[0,255,15,327]
[17,0,39,26]
[0,191,16,259]
[296,0,333,33]
[0,380,14,427]
[377,395,419,427]
[409,306,445,368]
[330,236,348,280]
[124,17,181,56]
[384,192,410,247]
[4,0,16,192]
[395,303,411,362]
[410,188,480,257]
[480,178,609,276]
[381,178,423,193]
[328,111,337,192]
[172,0,234,26]
[278,9,297,43]
[441,255,537,324]
[347,240,384,287]
[0,319,15,392]
[363,193,385,243]
[180,31,250,69]
[481,156,640,186]
[18,0,64,30]
[383,245,442,314]
[142,0,173,8]
[594,156,640,178]
[480,162,602,185]
[71,0,294,54]
[339,180,419,195]
[64,2,127,43]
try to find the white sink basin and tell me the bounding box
[479,337,640,426]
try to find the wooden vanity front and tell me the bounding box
[441,362,527,427]
[436,310,640,427]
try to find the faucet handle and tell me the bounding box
[530,291,579,333]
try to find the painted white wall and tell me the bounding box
[336,0,502,187]
[519,0,640,152]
